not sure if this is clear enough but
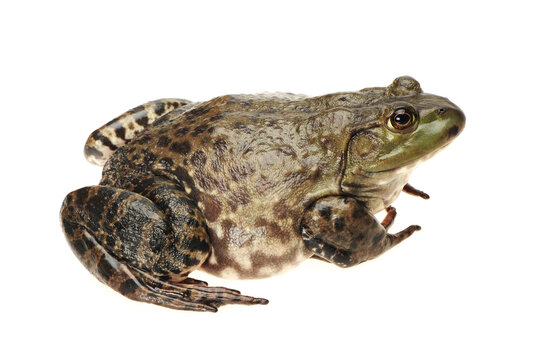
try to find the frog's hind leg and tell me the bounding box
[60,182,268,311]
[84,98,192,166]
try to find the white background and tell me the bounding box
[2,1,539,359]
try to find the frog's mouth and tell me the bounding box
[367,145,447,175]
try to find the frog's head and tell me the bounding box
[347,76,465,173]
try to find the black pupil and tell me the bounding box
[394,113,411,125]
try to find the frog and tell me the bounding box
[60,76,465,312]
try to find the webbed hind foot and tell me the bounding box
[145,276,269,312]
[119,267,269,312]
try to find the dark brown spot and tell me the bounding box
[185,236,210,253]
[273,200,288,220]
[184,105,211,120]
[170,141,191,155]
[190,150,207,168]
[254,218,289,243]
[71,239,87,256]
[174,127,189,137]
[157,135,172,147]
[135,115,149,126]
[213,139,227,157]
[154,101,166,116]
[92,131,117,151]
[115,127,126,140]
[191,124,208,137]
[61,216,75,238]
[135,134,152,144]
[119,279,138,294]
[97,257,116,281]
[318,206,331,221]
[220,219,234,240]
[334,217,345,232]
[200,194,222,222]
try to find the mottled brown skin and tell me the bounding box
[61,76,465,311]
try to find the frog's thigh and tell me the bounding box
[62,185,209,276]
[60,185,214,310]
[301,196,420,267]
[61,183,267,311]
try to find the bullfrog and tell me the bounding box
[60,76,465,312]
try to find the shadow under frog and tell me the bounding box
[60,76,465,312]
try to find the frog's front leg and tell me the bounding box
[301,196,421,267]
[403,183,430,199]
[60,178,268,312]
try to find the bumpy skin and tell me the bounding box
[60,77,465,311]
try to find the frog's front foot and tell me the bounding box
[380,206,397,230]
[403,183,430,199]
[301,196,421,267]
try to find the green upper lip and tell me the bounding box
[368,142,452,174]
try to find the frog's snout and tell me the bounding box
[444,107,466,140]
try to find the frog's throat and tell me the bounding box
[340,158,423,214]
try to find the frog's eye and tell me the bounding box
[387,108,418,132]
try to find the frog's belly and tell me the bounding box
[201,221,311,280]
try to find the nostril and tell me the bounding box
[437,108,447,115]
